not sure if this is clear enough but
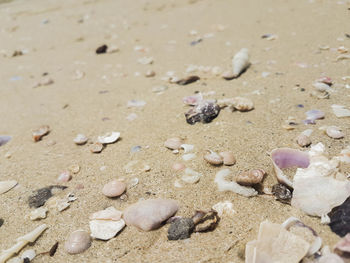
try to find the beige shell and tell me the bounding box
[236,169,266,186]
[32,125,50,142]
[89,142,103,153]
[73,134,88,145]
[0,180,17,194]
[164,137,183,150]
[145,70,156,77]
[219,151,236,166]
[102,180,126,197]
[232,97,254,112]
[296,134,311,147]
[232,48,250,77]
[326,126,344,139]
[204,150,223,165]
[64,230,91,254]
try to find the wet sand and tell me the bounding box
[0,0,350,262]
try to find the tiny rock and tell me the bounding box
[176,75,200,85]
[90,142,103,153]
[102,180,126,197]
[236,169,265,186]
[272,183,292,204]
[219,151,236,166]
[296,134,311,147]
[145,70,155,77]
[64,230,91,254]
[73,134,88,145]
[32,125,50,142]
[185,101,221,125]
[57,171,72,183]
[204,150,223,165]
[68,164,80,174]
[164,137,183,150]
[96,44,108,54]
[172,163,185,171]
[123,199,179,231]
[167,218,194,240]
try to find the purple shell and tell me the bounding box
[0,135,11,147]
[304,109,325,125]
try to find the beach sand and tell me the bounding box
[0,0,350,262]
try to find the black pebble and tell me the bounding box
[329,197,350,237]
[168,218,194,240]
[28,185,67,208]
[96,44,108,54]
[0,218,4,227]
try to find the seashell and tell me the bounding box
[270,148,309,188]
[164,137,183,150]
[123,199,179,231]
[219,151,236,166]
[245,221,310,263]
[236,169,266,186]
[272,183,292,204]
[185,101,221,124]
[32,125,50,142]
[128,178,139,188]
[214,169,258,197]
[89,142,103,153]
[137,56,153,65]
[21,249,36,261]
[326,126,344,139]
[90,207,122,221]
[336,54,350,61]
[68,164,80,174]
[182,153,196,161]
[301,129,313,137]
[90,218,125,240]
[221,70,236,80]
[193,210,219,233]
[97,132,120,144]
[331,104,350,118]
[152,85,168,93]
[127,100,146,108]
[316,76,332,85]
[64,230,91,254]
[0,180,17,194]
[145,70,155,77]
[334,233,350,256]
[212,201,235,217]
[57,171,72,182]
[338,146,350,164]
[232,97,254,112]
[172,163,185,171]
[312,82,331,92]
[0,135,11,147]
[180,144,194,153]
[304,109,325,124]
[73,134,88,145]
[183,94,203,106]
[204,150,223,165]
[102,180,126,197]
[176,75,200,85]
[232,48,250,78]
[296,134,311,147]
[30,207,48,220]
[181,168,202,184]
[107,45,119,53]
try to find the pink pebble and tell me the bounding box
[57,171,72,182]
[172,163,185,171]
[102,180,126,197]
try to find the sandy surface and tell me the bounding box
[1,0,350,262]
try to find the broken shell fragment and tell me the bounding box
[215,169,258,197]
[232,48,250,78]
[193,210,219,232]
[180,144,194,153]
[270,148,310,188]
[89,142,103,153]
[0,180,17,195]
[236,169,266,186]
[32,125,50,142]
[73,134,88,145]
[176,75,200,85]
[334,233,350,256]
[219,151,236,166]
[181,168,202,184]
[183,94,203,106]
[172,163,185,171]
[30,207,48,221]
[272,183,292,204]
[57,171,72,183]
[326,126,344,139]
[212,201,235,217]
[304,109,325,124]
[102,180,126,197]
[204,150,223,165]
[296,134,311,147]
[164,137,183,150]
[185,101,220,125]
[64,230,91,254]
[331,104,350,118]
[232,97,254,112]
[97,132,120,144]
[145,70,155,77]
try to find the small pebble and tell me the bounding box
[296,134,311,147]
[102,180,126,197]
[204,150,223,165]
[172,163,185,171]
[236,169,265,186]
[219,151,236,166]
[326,126,344,139]
[96,44,108,54]
[32,125,50,142]
[176,75,200,85]
[90,142,103,153]
[64,230,91,254]
[164,137,183,150]
[272,184,292,204]
[0,218,3,227]
[68,164,80,174]
[57,171,72,182]
[49,242,59,257]
[73,134,88,145]
[152,85,168,93]
[30,207,48,220]
[167,218,194,240]
[145,70,156,77]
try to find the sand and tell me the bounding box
[0,0,350,262]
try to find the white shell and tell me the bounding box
[30,207,48,221]
[232,48,250,77]
[97,132,120,144]
[180,144,194,153]
[326,126,344,139]
[214,169,257,197]
[89,219,125,240]
[312,82,331,92]
[21,249,36,261]
[204,150,223,165]
[212,201,235,217]
[164,138,183,150]
[73,134,88,145]
[331,104,350,118]
[181,168,202,184]
[137,57,153,65]
[89,207,122,221]
[0,180,17,194]
[182,153,196,161]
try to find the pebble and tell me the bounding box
[102,180,126,197]
[30,207,48,220]
[57,171,72,182]
[127,100,146,108]
[219,151,236,166]
[138,57,153,65]
[96,44,108,54]
[0,180,17,195]
[145,70,155,77]
[0,218,3,227]
[176,75,200,85]
[296,134,312,147]
[164,137,183,150]
[329,197,350,237]
[212,201,235,217]
[204,150,223,165]
[167,218,194,240]
[32,125,50,142]
[89,142,103,153]
[326,126,344,139]
[73,134,88,145]
[28,185,67,208]
[272,184,292,204]
[97,132,120,144]
[236,169,266,186]
[68,164,80,174]
[123,199,179,231]
[64,230,91,254]
[107,45,119,53]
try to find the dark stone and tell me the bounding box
[49,242,59,257]
[329,197,350,237]
[0,218,4,227]
[96,44,108,54]
[185,101,220,125]
[28,185,67,208]
[272,184,292,204]
[168,218,194,240]
[176,75,200,85]
[23,258,30,263]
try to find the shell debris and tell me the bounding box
[73,134,88,145]
[0,180,17,195]
[32,125,50,142]
[204,150,223,165]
